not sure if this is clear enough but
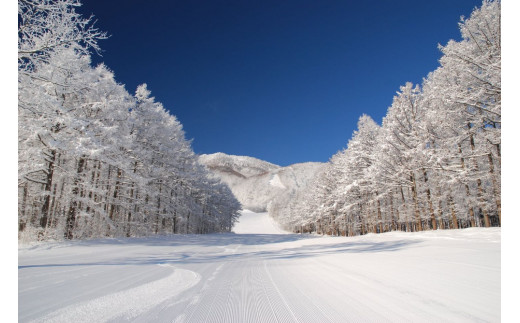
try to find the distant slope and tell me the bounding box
[198,153,324,213]
[199,153,280,178]
[232,210,289,234]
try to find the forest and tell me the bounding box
[18,0,501,242]
[271,0,501,236]
[18,0,241,241]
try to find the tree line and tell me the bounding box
[271,0,501,236]
[18,0,241,241]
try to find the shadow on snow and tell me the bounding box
[19,233,423,270]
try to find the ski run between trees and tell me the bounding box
[19,210,500,322]
[18,0,501,321]
[18,0,501,242]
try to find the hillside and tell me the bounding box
[198,153,324,212]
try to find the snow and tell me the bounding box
[232,210,289,234]
[269,174,286,189]
[199,153,323,212]
[199,153,280,178]
[19,211,500,322]
[36,265,199,323]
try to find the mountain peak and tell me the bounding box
[199,153,280,178]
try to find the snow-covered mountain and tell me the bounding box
[198,153,324,212]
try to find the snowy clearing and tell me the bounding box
[19,211,500,322]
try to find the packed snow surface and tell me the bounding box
[19,211,500,322]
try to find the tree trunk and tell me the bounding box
[65,156,86,239]
[459,144,476,227]
[343,215,348,236]
[40,149,56,229]
[390,190,397,231]
[126,213,132,237]
[438,199,445,230]
[422,169,437,230]
[109,167,122,222]
[19,183,29,232]
[399,186,408,231]
[376,192,383,233]
[488,153,501,225]
[447,193,458,229]
[410,172,422,231]
[155,181,162,234]
[495,143,501,168]
[477,179,490,227]
[469,134,490,227]
[186,211,190,234]
[173,210,177,234]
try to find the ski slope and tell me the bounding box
[19,211,500,322]
[232,210,288,234]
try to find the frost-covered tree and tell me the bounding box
[18,0,240,241]
[426,0,501,227]
[282,0,500,236]
[18,0,106,73]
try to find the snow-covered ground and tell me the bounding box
[19,211,500,322]
[232,210,288,234]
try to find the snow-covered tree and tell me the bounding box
[18,0,240,241]
[284,0,500,236]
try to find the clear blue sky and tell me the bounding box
[78,0,482,166]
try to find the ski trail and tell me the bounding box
[19,213,500,322]
[232,210,289,234]
[32,265,200,323]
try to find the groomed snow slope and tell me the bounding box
[19,211,500,322]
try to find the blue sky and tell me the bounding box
[78,0,482,166]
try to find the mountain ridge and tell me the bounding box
[198,153,324,212]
